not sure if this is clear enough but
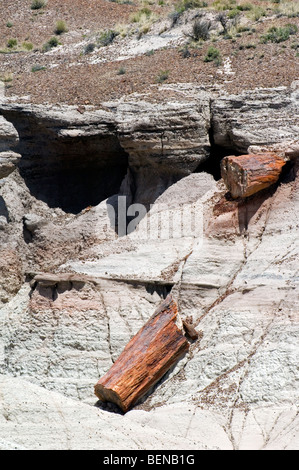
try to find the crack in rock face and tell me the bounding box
[0,84,298,450]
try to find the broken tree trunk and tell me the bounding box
[94,295,190,412]
[221,153,287,198]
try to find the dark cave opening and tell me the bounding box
[5,112,129,214]
[18,135,129,214]
[195,143,243,181]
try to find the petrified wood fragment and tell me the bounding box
[221,153,287,198]
[94,295,190,412]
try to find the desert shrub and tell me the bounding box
[247,6,266,21]
[261,23,298,43]
[156,69,169,83]
[239,42,256,49]
[54,20,68,35]
[31,0,46,9]
[22,41,33,51]
[7,38,17,48]
[216,11,229,33]
[170,0,207,25]
[180,45,191,57]
[227,8,240,18]
[191,19,211,41]
[0,72,13,82]
[204,46,221,64]
[174,0,208,14]
[212,0,237,11]
[83,42,96,54]
[236,2,253,11]
[98,29,119,46]
[130,7,152,22]
[169,10,181,27]
[31,64,46,72]
[117,67,126,75]
[6,22,13,28]
[42,36,59,51]
[130,8,158,37]
[274,1,299,18]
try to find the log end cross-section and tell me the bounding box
[94,295,190,412]
[221,153,287,199]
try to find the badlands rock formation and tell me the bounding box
[0,83,298,450]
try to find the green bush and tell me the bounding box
[212,0,236,11]
[98,30,119,46]
[236,3,253,11]
[261,23,298,43]
[54,20,68,35]
[31,0,46,9]
[7,38,17,48]
[31,64,46,72]
[247,6,266,21]
[228,8,240,18]
[204,46,222,65]
[175,0,208,14]
[42,36,59,52]
[156,69,169,83]
[22,41,33,51]
[117,67,126,75]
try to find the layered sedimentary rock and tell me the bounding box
[0,84,298,449]
[211,87,299,152]
[115,91,211,207]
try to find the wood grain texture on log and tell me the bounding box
[94,295,189,412]
[221,153,286,198]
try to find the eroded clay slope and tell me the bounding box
[0,84,298,449]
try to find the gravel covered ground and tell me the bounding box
[0,0,298,106]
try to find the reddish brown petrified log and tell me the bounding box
[94,295,189,412]
[221,153,287,198]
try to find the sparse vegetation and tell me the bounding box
[273,0,299,18]
[239,42,256,49]
[246,5,266,21]
[83,42,96,54]
[175,0,208,13]
[54,20,68,35]
[42,36,59,52]
[236,3,253,11]
[6,22,13,28]
[212,0,237,11]
[98,29,119,47]
[7,38,17,49]
[22,41,33,51]
[129,7,158,36]
[261,23,298,43]
[31,64,46,72]
[31,0,46,10]
[190,19,211,41]
[180,45,192,58]
[117,66,126,75]
[0,72,13,82]
[156,69,170,83]
[204,45,222,65]
[130,7,153,23]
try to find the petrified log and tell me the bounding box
[221,153,287,198]
[94,295,190,412]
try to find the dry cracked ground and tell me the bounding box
[0,0,299,450]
